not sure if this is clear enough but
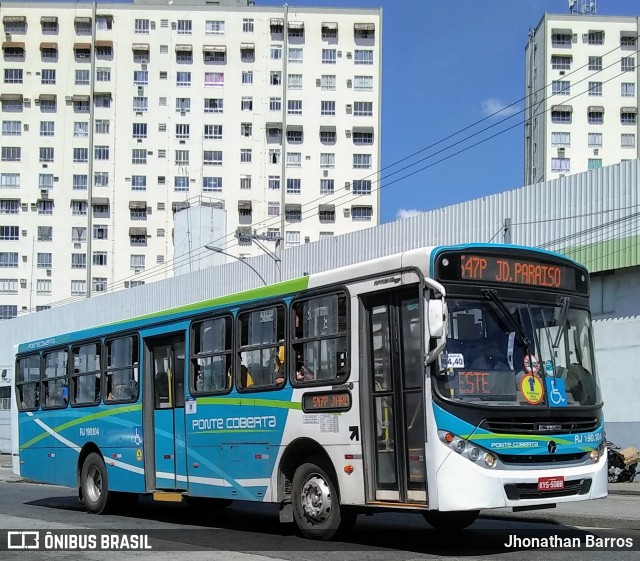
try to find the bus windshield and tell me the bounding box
[434,296,601,407]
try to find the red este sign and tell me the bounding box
[537,476,564,491]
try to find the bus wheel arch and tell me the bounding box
[77,443,102,500]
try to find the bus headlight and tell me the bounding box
[439,431,497,469]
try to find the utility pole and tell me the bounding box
[503,217,512,244]
[236,229,282,283]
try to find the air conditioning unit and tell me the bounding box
[344,181,350,190]
[65,95,73,101]
[346,79,352,88]
[346,105,352,115]
[343,208,351,217]
[20,278,27,285]
[316,78,321,87]
[46,269,52,277]
[346,52,352,59]
[74,243,81,249]
[593,149,599,155]
[323,170,328,177]
[20,203,27,210]
[40,190,49,199]
[5,33,11,41]
[345,130,352,138]
[23,98,31,104]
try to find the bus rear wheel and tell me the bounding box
[422,510,479,530]
[292,460,354,540]
[81,452,114,514]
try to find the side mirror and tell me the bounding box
[427,299,445,339]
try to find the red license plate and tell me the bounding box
[537,476,564,491]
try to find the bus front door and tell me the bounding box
[146,335,188,491]
[363,290,427,504]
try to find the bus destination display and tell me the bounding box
[439,253,578,291]
[302,391,352,413]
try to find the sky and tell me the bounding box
[259,0,640,223]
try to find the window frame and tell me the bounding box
[70,341,102,407]
[41,347,69,410]
[16,353,41,412]
[190,314,234,396]
[104,334,140,404]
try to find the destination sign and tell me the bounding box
[436,251,588,294]
[302,391,352,413]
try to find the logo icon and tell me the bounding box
[7,531,40,550]
[547,440,557,454]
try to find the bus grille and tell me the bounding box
[504,478,591,500]
[481,417,599,435]
[498,452,587,465]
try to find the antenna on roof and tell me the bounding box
[569,0,597,15]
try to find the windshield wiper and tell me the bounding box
[552,296,571,349]
[482,289,531,350]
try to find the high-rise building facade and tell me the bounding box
[0,0,381,317]
[524,12,639,185]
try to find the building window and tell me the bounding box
[35,225,52,242]
[0,253,18,268]
[321,75,336,91]
[354,75,374,91]
[269,149,281,164]
[286,178,301,194]
[0,305,17,319]
[286,152,301,168]
[353,131,373,145]
[588,56,602,71]
[320,153,335,169]
[321,100,335,116]
[353,154,372,169]
[585,81,602,97]
[134,18,149,33]
[587,133,602,147]
[241,97,253,111]
[74,122,88,137]
[0,200,19,214]
[133,70,148,86]
[94,146,109,160]
[174,176,189,191]
[75,69,90,85]
[288,74,303,90]
[206,20,225,34]
[551,157,570,172]
[133,97,148,112]
[39,120,55,137]
[270,71,282,86]
[130,255,145,271]
[240,176,251,190]
[352,206,372,221]
[4,69,23,84]
[36,279,51,294]
[551,32,571,47]
[241,123,252,137]
[71,201,88,216]
[175,98,190,113]
[551,109,572,124]
[94,172,109,187]
[268,201,280,216]
[239,149,252,164]
[270,44,282,60]
[39,174,54,190]
[203,177,222,192]
[353,101,373,116]
[621,83,636,98]
[287,130,303,143]
[0,173,20,189]
[320,179,334,194]
[204,98,223,113]
[320,130,336,144]
[41,69,56,84]
[2,120,21,136]
[0,226,19,240]
[621,133,636,148]
[131,175,147,191]
[71,253,87,269]
[1,147,20,161]
[319,208,335,223]
[288,47,303,63]
[92,277,107,292]
[71,280,86,296]
[96,67,111,82]
[242,71,253,85]
[354,49,374,65]
[73,148,88,163]
[588,158,602,170]
[551,55,571,70]
[587,31,604,45]
[269,97,282,111]
[177,19,192,35]
[175,150,189,165]
[285,231,300,246]
[93,252,108,266]
[352,180,372,194]
[621,111,637,125]
[242,18,254,33]
[203,150,222,165]
[268,176,280,190]
[176,71,191,87]
[204,124,223,139]
[72,226,87,242]
[73,174,88,190]
[288,100,302,115]
[93,225,108,240]
[132,123,147,139]
[132,149,147,164]
[551,80,570,95]
[621,57,636,72]
[322,49,336,64]
[39,99,56,113]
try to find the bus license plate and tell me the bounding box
[537,476,564,491]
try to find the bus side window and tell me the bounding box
[191,316,232,394]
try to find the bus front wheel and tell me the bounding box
[422,510,479,530]
[81,452,113,514]
[292,459,355,540]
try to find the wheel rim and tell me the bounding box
[300,473,332,524]
[85,465,102,504]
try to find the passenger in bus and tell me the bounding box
[274,346,285,384]
[295,350,314,382]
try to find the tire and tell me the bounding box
[292,459,355,540]
[422,510,479,530]
[81,452,114,514]
[185,496,233,510]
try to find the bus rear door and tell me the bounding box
[143,333,188,491]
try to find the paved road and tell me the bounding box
[0,478,639,561]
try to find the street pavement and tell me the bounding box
[1,453,639,529]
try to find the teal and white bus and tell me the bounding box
[14,244,606,539]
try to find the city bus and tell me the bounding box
[13,244,606,539]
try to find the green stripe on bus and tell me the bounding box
[20,404,142,450]
[466,433,575,446]
[197,397,302,410]
[105,277,310,327]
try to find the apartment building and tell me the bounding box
[0,0,382,317]
[524,12,639,185]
